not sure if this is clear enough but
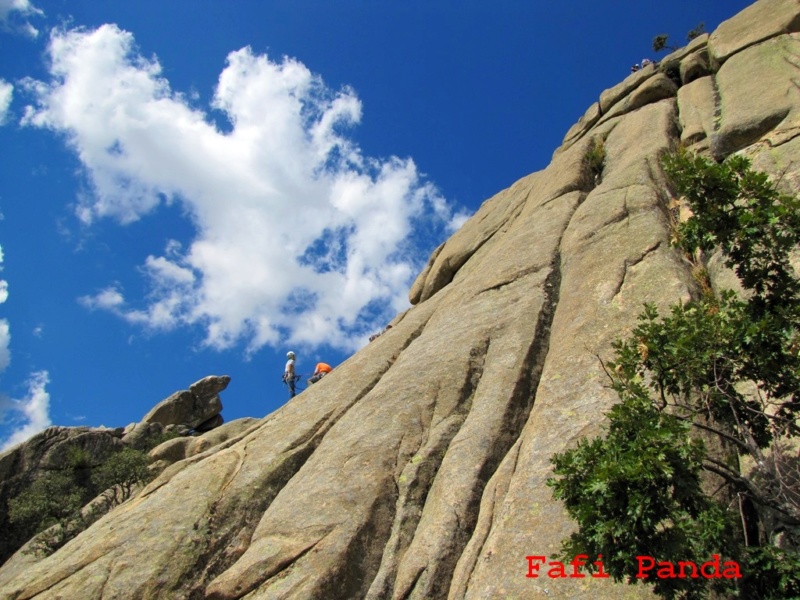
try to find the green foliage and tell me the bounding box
[65,445,93,469]
[664,150,800,312]
[548,152,800,599]
[8,446,154,557]
[653,23,705,54]
[586,138,606,183]
[92,447,154,509]
[652,34,672,53]
[740,546,800,599]
[686,22,706,42]
[8,471,85,534]
[8,468,92,557]
[550,393,734,599]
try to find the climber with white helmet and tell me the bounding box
[283,351,300,398]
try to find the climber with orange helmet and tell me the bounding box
[308,362,333,385]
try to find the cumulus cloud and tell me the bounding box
[0,0,42,37]
[25,24,468,352]
[0,371,51,451]
[0,80,12,125]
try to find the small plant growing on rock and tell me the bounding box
[687,22,706,41]
[585,138,606,184]
[653,23,705,53]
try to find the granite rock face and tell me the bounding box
[2,1,800,599]
[141,375,230,429]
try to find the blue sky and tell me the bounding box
[0,0,752,449]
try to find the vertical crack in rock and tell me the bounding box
[424,252,563,600]
[365,339,489,600]
[609,241,663,301]
[390,236,567,600]
[176,316,436,599]
[446,188,599,600]
[448,439,523,600]
[710,71,723,135]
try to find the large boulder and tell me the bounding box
[141,375,229,429]
[120,421,165,451]
[711,32,800,158]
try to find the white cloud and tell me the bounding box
[0,320,9,373]
[25,25,468,352]
[0,244,50,450]
[0,80,12,125]
[0,244,8,371]
[0,371,51,451]
[0,0,42,37]
[79,286,125,311]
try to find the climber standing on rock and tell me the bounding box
[283,351,300,398]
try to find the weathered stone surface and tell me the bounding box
[598,63,654,114]
[559,101,600,149]
[658,32,709,75]
[408,242,443,304]
[599,72,678,125]
[142,387,222,429]
[712,33,800,158]
[189,374,231,401]
[121,420,164,450]
[190,417,259,456]
[2,2,800,599]
[195,413,224,432]
[709,0,800,64]
[164,423,192,436]
[148,436,194,464]
[747,133,800,192]
[147,417,260,468]
[456,101,691,600]
[677,75,717,147]
[410,173,534,303]
[679,50,710,84]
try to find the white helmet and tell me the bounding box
[287,351,295,359]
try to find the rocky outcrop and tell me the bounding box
[0,426,125,565]
[2,1,799,599]
[0,376,231,568]
[148,417,259,471]
[140,375,229,430]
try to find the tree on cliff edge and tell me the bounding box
[548,150,800,599]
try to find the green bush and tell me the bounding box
[586,138,606,183]
[8,445,155,557]
[548,150,800,599]
[8,471,85,536]
[652,23,705,54]
[92,447,154,509]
